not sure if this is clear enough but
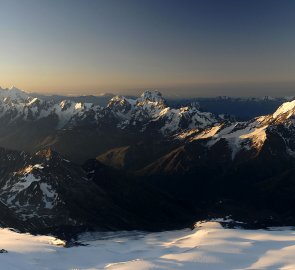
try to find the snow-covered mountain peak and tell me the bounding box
[9,86,22,91]
[0,86,30,102]
[138,90,166,105]
[272,99,295,119]
[106,96,136,118]
[173,99,295,160]
[103,90,220,134]
[108,95,135,108]
[8,86,28,97]
[107,90,166,110]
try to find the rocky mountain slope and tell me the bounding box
[0,87,220,163]
[0,86,295,233]
[98,98,295,173]
[0,147,194,234]
[97,98,295,226]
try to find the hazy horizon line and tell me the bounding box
[1,84,294,99]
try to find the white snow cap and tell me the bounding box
[273,99,295,118]
[0,86,29,101]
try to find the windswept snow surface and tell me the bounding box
[1,222,295,269]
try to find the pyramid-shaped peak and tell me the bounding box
[0,86,29,101]
[9,85,22,91]
[8,86,29,94]
[139,90,165,103]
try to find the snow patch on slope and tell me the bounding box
[188,121,269,158]
[39,183,57,209]
[192,125,222,140]
[239,125,267,149]
[1,163,58,210]
[10,173,40,193]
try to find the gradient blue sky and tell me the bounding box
[0,0,295,96]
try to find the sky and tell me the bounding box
[0,0,295,97]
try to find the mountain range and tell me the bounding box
[0,87,220,163]
[0,86,295,235]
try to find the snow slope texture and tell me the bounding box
[1,221,295,270]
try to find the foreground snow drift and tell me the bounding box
[1,222,295,270]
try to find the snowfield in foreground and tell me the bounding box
[1,222,295,270]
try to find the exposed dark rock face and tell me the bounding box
[0,147,195,234]
[96,100,295,227]
[0,88,295,234]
